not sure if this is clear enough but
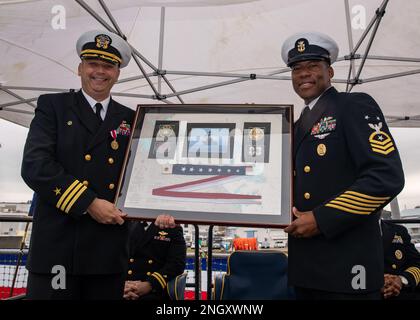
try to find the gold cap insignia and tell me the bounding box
[95,34,111,49]
[297,40,306,53]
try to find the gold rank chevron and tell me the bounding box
[325,191,390,215]
[56,180,87,214]
[151,272,167,289]
[406,267,420,286]
[369,131,395,155]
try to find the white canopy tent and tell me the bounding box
[1,0,420,128]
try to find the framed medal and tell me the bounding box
[115,104,293,228]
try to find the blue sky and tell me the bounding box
[1,118,419,210]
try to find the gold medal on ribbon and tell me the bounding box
[110,129,119,150]
[111,139,119,150]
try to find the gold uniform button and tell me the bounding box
[392,264,397,269]
[304,166,311,173]
[293,170,296,177]
[148,260,153,264]
[82,180,89,187]
[147,272,151,276]
[84,154,91,161]
[109,183,115,190]
[127,270,133,275]
[304,192,311,200]
[108,158,114,165]
[129,258,134,263]
[67,121,73,126]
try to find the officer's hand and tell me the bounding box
[87,198,127,225]
[123,281,140,300]
[155,214,176,229]
[284,207,320,238]
[383,274,402,299]
[124,280,152,299]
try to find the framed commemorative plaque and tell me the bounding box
[115,104,293,228]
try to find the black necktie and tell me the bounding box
[295,105,311,138]
[95,103,103,125]
[300,105,310,123]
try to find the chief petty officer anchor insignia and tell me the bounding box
[365,115,395,155]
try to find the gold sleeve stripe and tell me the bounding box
[64,186,87,214]
[338,194,385,205]
[406,267,420,285]
[406,272,420,286]
[220,273,227,300]
[325,203,371,215]
[60,183,83,212]
[329,200,376,212]
[406,267,420,279]
[154,272,167,286]
[372,147,395,155]
[151,272,166,288]
[56,180,80,209]
[344,191,390,201]
[334,197,380,208]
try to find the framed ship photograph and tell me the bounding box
[115,104,293,228]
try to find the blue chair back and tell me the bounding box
[167,272,187,300]
[213,250,294,300]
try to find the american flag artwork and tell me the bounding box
[152,164,261,204]
[122,109,287,222]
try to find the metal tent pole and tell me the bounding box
[349,0,390,91]
[390,198,401,219]
[361,69,420,83]
[0,98,38,109]
[344,0,357,92]
[0,88,36,109]
[158,7,165,93]
[0,86,66,93]
[351,0,388,54]
[166,70,290,80]
[97,0,183,103]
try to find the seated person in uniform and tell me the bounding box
[123,215,186,300]
[381,219,420,299]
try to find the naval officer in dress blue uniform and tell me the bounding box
[381,219,420,299]
[283,32,405,299]
[22,29,135,299]
[124,221,186,300]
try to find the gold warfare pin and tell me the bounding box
[317,143,326,156]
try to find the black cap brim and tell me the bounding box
[288,54,331,67]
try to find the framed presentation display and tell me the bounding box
[115,104,293,228]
